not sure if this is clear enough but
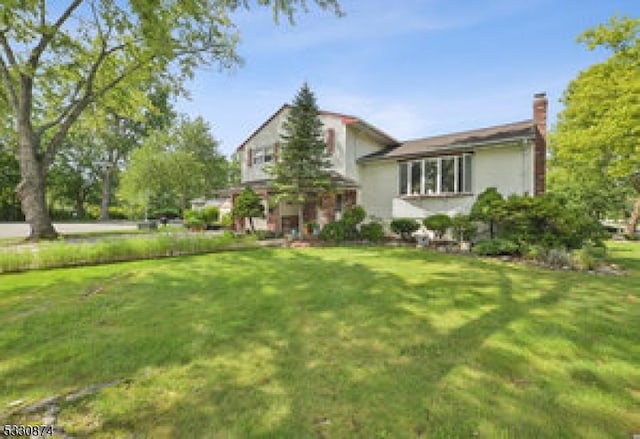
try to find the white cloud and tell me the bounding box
[235,0,545,53]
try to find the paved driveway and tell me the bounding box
[0,222,138,239]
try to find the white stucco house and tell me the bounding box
[228,93,547,234]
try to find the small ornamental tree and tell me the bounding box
[268,83,332,237]
[470,187,504,238]
[451,214,477,242]
[423,214,452,240]
[390,218,420,241]
[232,187,265,232]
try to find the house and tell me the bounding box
[228,93,547,234]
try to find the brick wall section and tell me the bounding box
[345,190,357,208]
[318,195,336,227]
[533,93,548,195]
[267,202,278,232]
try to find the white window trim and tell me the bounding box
[399,154,473,196]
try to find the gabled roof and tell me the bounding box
[358,120,535,163]
[236,105,398,152]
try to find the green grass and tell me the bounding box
[0,232,253,273]
[1,244,639,438]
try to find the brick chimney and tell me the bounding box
[533,92,547,195]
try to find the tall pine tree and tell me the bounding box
[269,83,332,235]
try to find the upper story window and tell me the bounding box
[251,145,275,166]
[399,154,472,196]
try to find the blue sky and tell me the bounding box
[175,0,640,157]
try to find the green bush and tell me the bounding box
[573,242,607,270]
[201,206,220,224]
[108,206,129,219]
[319,205,367,242]
[494,193,606,250]
[254,230,281,240]
[472,239,520,256]
[451,214,477,242]
[319,221,348,243]
[523,244,547,261]
[220,213,233,228]
[423,214,453,240]
[470,187,504,238]
[390,218,420,241]
[342,205,366,227]
[360,222,385,243]
[183,209,205,228]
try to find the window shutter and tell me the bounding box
[247,148,252,167]
[326,128,335,155]
[274,142,279,162]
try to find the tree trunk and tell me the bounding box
[249,216,255,233]
[99,165,113,221]
[76,192,86,219]
[625,197,640,236]
[298,203,304,239]
[16,131,58,240]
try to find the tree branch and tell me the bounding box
[28,0,83,69]
[0,53,18,111]
[0,31,18,67]
[43,55,148,168]
[35,41,127,137]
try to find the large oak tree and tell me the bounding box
[0,0,341,239]
[550,16,640,234]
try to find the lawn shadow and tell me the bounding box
[1,247,638,437]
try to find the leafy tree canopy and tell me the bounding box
[0,0,342,239]
[550,16,640,233]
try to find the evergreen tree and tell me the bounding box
[269,83,332,235]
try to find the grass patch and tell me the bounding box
[0,244,639,437]
[0,232,255,273]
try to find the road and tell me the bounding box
[0,222,138,239]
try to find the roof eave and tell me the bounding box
[357,134,534,163]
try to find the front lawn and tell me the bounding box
[1,244,639,437]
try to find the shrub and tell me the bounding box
[319,221,348,243]
[390,218,420,241]
[451,214,477,242]
[523,244,547,261]
[545,248,574,268]
[342,205,366,227]
[184,209,205,228]
[472,239,519,256]
[470,187,504,238]
[423,214,453,240]
[573,242,607,270]
[360,222,385,243]
[107,206,129,219]
[220,213,233,228]
[319,205,367,242]
[495,193,606,250]
[201,206,220,224]
[254,230,281,240]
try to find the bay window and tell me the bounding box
[398,154,472,196]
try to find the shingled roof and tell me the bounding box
[358,119,535,163]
